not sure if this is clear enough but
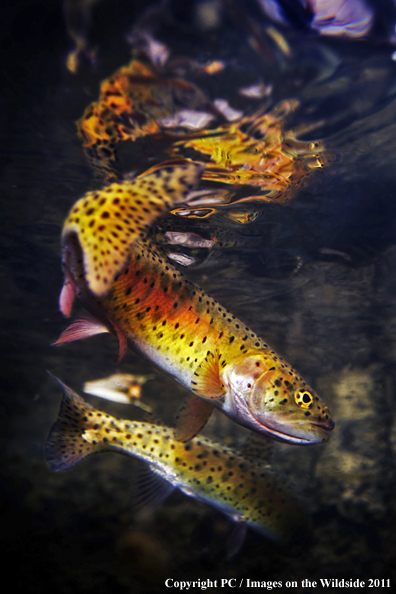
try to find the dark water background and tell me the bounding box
[2,1,396,592]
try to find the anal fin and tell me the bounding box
[174,394,214,442]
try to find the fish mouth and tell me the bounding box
[312,419,335,432]
[260,411,335,445]
[307,423,331,443]
[261,422,330,445]
[249,415,333,445]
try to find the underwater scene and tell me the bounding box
[3,0,396,591]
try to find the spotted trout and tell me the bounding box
[56,161,334,444]
[46,376,310,550]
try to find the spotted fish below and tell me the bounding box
[46,376,311,551]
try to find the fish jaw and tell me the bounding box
[252,414,332,445]
[222,352,334,445]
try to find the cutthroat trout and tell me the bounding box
[56,162,334,444]
[46,376,310,550]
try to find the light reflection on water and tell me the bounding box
[3,0,396,590]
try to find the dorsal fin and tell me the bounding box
[190,350,226,400]
[174,394,214,443]
[62,160,203,297]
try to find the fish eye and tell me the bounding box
[294,390,313,409]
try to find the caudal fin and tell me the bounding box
[61,160,203,297]
[46,373,108,472]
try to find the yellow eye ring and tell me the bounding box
[294,390,313,409]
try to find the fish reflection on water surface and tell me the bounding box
[46,376,310,551]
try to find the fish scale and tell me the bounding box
[46,377,310,548]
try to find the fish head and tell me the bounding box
[225,351,334,445]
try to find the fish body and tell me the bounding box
[57,161,333,445]
[46,377,310,549]
[57,233,333,445]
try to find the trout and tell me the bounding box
[56,161,334,444]
[46,376,310,550]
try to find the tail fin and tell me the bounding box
[46,373,108,472]
[61,160,203,297]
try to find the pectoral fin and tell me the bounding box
[174,394,214,442]
[191,350,226,400]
